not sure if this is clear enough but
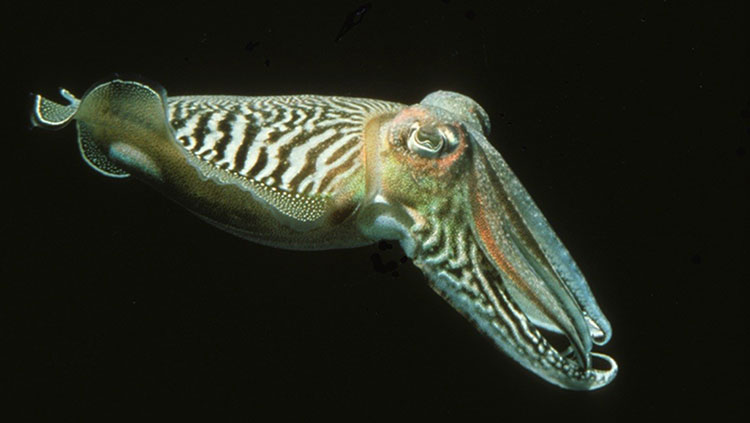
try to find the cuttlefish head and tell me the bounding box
[358,91,616,390]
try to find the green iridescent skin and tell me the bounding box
[31,79,616,390]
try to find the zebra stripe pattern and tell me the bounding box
[167,95,403,197]
[409,198,597,382]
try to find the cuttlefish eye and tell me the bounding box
[406,122,459,158]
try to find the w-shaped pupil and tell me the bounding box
[417,126,443,151]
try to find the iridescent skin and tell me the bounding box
[31,79,616,390]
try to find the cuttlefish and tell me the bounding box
[31,78,616,389]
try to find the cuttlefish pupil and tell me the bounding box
[30,78,616,390]
[410,123,443,154]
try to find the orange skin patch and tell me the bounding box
[389,106,468,180]
[472,191,514,277]
[472,190,550,318]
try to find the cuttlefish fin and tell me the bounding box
[31,88,79,129]
[31,85,130,178]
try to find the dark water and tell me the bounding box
[4,1,747,419]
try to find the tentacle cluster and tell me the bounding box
[407,196,616,390]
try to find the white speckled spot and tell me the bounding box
[109,143,162,180]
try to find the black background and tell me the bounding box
[3,0,747,419]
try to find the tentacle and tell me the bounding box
[408,206,616,390]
